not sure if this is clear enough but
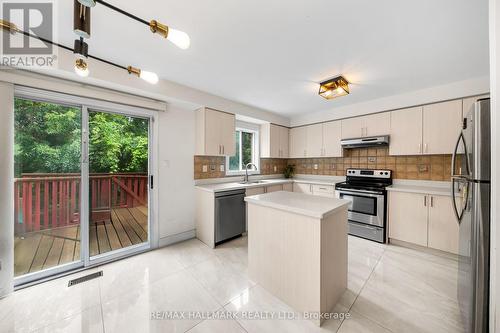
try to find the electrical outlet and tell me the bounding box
[273,166,277,172]
[314,164,319,170]
[202,165,208,173]
[368,157,376,163]
[220,164,225,172]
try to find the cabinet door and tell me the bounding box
[282,183,293,192]
[246,187,265,196]
[323,121,342,157]
[364,113,390,137]
[266,184,283,193]
[388,191,428,246]
[311,184,335,197]
[306,123,323,157]
[290,127,307,158]
[341,117,364,139]
[423,100,463,154]
[279,126,289,158]
[293,183,312,194]
[204,109,223,156]
[220,111,236,156]
[267,124,280,158]
[389,107,423,155]
[428,195,459,254]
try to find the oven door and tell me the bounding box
[335,189,385,227]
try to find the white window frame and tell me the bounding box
[226,121,260,176]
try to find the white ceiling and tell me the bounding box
[56,0,489,117]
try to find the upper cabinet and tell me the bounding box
[290,126,307,158]
[261,124,289,158]
[422,100,463,155]
[390,106,423,156]
[289,121,342,158]
[341,113,390,139]
[195,107,235,156]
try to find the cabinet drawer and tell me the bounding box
[312,184,334,197]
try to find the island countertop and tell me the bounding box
[245,191,350,219]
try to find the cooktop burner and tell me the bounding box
[336,168,393,192]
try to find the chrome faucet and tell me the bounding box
[244,163,258,183]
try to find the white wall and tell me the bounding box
[0,82,14,298]
[157,106,196,245]
[489,0,499,331]
[290,76,490,126]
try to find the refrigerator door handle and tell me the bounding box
[452,177,469,225]
[451,132,469,178]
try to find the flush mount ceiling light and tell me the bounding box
[318,76,350,100]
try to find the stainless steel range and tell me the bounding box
[335,169,392,243]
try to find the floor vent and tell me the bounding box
[68,271,103,287]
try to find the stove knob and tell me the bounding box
[385,172,389,175]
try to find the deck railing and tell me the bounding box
[14,173,148,234]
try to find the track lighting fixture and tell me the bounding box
[127,66,159,85]
[76,0,96,7]
[74,0,91,39]
[149,20,190,50]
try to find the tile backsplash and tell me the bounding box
[194,156,287,179]
[194,148,452,181]
[289,148,452,181]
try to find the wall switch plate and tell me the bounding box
[202,165,208,173]
[220,165,225,172]
[314,164,319,170]
[368,157,376,163]
[273,166,277,172]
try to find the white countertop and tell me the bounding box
[387,183,452,196]
[245,191,350,219]
[195,178,294,193]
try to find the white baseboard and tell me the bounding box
[159,229,196,247]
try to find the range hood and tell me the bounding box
[341,135,390,149]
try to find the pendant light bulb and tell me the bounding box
[140,70,159,84]
[150,20,190,50]
[75,58,89,77]
[166,28,190,50]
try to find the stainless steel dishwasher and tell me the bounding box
[215,189,246,245]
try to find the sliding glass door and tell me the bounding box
[13,91,153,285]
[87,110,150,262]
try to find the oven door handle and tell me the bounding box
[336,188,384,197]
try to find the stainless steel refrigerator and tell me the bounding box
[452,98,490,333]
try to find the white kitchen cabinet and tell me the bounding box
[246,187,265,196]
[311,184,335,197]
[323,121,343,157]
[293,182,312,194]
[389,107,423,155]
[195,107,235,156]
[427,195,459,254]
[423,100,463,155]
[290,126,307,158]
[389,191,459,254]
[260,124,289,158]
[306,123,324,158]
[265,184,283,193]
[388,191,429,247]
[341,117,364,139]
[341,113,390,139]
[282,183,293,192]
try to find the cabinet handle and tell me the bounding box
[219,145,221,154]
[424,143,428,153]
[418,143,422,154]
[424,196,427,207]
[223,145,225,154]
[430,196,434,207]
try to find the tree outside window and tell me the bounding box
[228,129,259,172]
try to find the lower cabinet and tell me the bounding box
[388,191,459,254]
[266,184,283,193]
[294,182,313,194]
[282,183,293,192]
[293,183,335,197]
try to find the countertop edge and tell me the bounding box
[386,184,452,196]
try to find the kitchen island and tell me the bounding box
[245,191,349,326]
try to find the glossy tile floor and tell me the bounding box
[0,235,463,333]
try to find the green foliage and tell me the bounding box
[229,130,254,171]
[283,164,295,179]
[14,98,149,177]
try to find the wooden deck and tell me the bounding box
[14,206,148,277]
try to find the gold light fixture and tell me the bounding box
[0,19,19,33]
[127,66,159,84]
[150,20,190,50]
[318,76,350,100]
[74,58,89,77]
